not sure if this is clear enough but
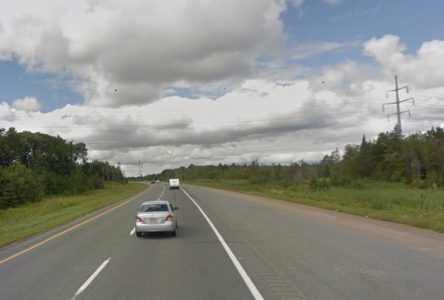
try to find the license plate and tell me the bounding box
[149,218,159,224]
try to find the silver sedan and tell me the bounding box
[135,200,178,237]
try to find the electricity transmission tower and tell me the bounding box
[383,75,415,136]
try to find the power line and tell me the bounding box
[382,75,415,136]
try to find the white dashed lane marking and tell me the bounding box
[72,257,111,299]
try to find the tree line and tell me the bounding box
[0,128,125,209]
[149,127,444,188]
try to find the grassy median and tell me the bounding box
[189,179,444,233]
[0,182,147,247]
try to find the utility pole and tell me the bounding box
[383,75,415,136]
[138,160,141,177]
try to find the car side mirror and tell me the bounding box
[173,206,179,211]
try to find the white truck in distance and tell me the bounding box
[169,178,180,189]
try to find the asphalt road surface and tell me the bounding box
[1,183,444,299]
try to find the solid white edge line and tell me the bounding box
[73,257,111,298]
[182,188,264,300]
[130,227,135,236]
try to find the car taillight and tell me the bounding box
[135,216,142,222]
[165,214,173,221]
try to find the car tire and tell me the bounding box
[171,230,177,237]
[136,231,142,237]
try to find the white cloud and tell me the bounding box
[0,102,18,121]
[310,60,377,96]
[364,35,406,65]
[292,41,343,60]
[323,0,343,5]
[0,0,286,107]
[2,68,443,175]
[291,40,360,60]
[364,35,444,89]
[288,0,304,8]
[12,96,41,112]
[4,73,441,175]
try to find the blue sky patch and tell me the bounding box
[0,60,83,112]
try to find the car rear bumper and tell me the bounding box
[135,221,176,232]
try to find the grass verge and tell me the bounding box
[0,182,147,247]
[188,179,444,233]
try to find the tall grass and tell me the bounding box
[190,179,444,232]
[0,182,147,247]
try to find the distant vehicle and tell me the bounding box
[150,180,156,184]
[155,179,160,183]
[135,200,178,237]
[169,178,180,189]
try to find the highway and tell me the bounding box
[1,183,444,299]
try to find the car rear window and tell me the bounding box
[139,204,169,212]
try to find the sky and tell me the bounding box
[1,0,444,176]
